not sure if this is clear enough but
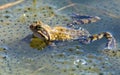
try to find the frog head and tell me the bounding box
[29,21,51,41]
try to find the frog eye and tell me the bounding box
[36,25,42,30]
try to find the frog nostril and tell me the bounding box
[30,25,33,29]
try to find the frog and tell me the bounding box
[29,14,116,50]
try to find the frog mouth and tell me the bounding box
[37,29,50,41]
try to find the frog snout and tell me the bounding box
[29,25,34,29]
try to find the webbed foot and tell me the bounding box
[105,37,116,49]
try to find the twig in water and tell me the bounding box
[56,3,75,12]
[48,3,75,19]
[31,65,48,75]
[67,0,79,12]
[0,0,24,10]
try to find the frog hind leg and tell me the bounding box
[81,32,117,49]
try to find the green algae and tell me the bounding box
[30,37,48,50]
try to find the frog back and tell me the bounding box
[50,26,90,41]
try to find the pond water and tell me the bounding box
[0,0,120,75]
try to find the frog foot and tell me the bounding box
[105,37,116,49]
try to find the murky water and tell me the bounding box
[0,0,120,75]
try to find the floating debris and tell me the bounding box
[32,0,37,8]
[0,0,24,10]
[31,65,49,75]
[56,3,75,12]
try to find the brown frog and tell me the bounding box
[29,14,116,49]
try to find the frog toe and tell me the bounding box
[105,37,117,49]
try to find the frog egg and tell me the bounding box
[102,49,120,57]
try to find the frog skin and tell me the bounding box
[29,14,116,49]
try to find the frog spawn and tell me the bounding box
[0,5,69,45]
[0,0,120,75]
[50,46,117,75]
[102,49,120,57]
[0,3,76,75]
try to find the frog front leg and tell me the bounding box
[80,32,116,49]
